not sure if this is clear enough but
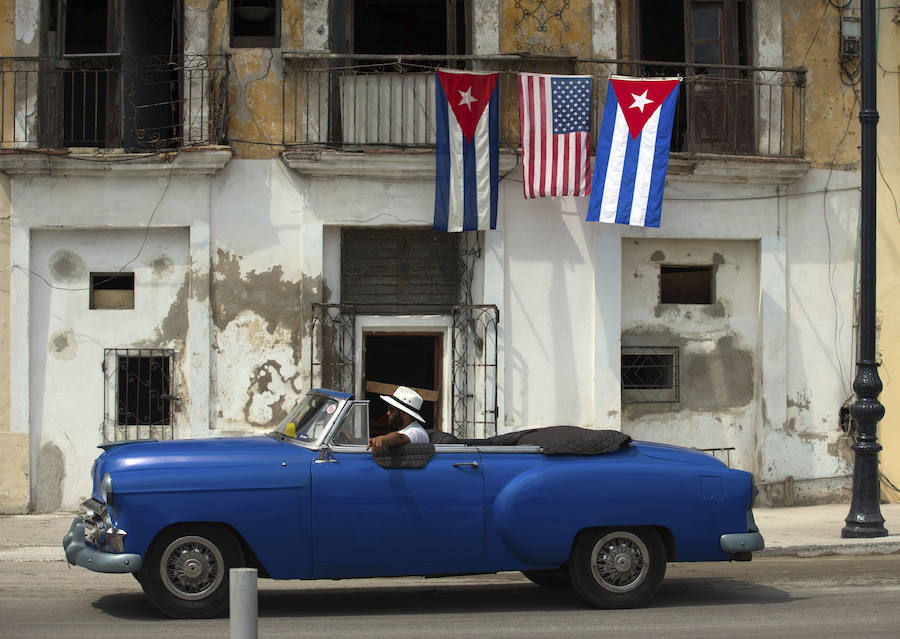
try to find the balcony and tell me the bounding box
[0,54,229,150]
[282,53,806,164]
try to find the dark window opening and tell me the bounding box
[352,0,466,56]
[63,0,111,54]
[43,0,182,149]
[660,265,714,304]
[90,272,135,309]
[622,346,679,403]
[231,0,281,48]
[363,333,442,433]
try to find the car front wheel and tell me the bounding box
[139,525,244,619]
[567,527,666,609]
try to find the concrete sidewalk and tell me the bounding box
[1,504,899,563]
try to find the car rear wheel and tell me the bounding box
[139,525,244,619]
[567,527,666,609]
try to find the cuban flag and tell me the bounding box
[434,69,499,232]
[586,76,681,228]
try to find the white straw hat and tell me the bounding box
[380,385,425,424]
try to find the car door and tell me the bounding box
[310,404,485,578]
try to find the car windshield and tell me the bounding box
[272,394,340,444]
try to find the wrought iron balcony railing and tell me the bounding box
[0,54,229,150]
[282,53,806,159]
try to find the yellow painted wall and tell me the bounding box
[0,0,27,514]
[500,0,593,56]
[776,5,860,169]
[205,0,304,159]
[875,9,900,503]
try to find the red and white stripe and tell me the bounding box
[519,72,592,199]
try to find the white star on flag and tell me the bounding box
[628,90,653,112]
[458,86,478,110]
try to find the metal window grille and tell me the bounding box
[621,346,680,403]
[103,348,176,442]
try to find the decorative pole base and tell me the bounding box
[842,361,888,538]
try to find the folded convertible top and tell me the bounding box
[431,426,632,455]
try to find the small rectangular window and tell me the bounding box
[231,0,280,48]
[90,273,134,309]
[660,265,714,304]
[103,349,175,442]
[622,346,679,403]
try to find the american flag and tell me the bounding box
[519,73,593,198]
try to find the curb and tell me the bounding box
[757,542,900,558]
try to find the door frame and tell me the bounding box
[354,315,453,432]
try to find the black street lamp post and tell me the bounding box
[842,0,888,538]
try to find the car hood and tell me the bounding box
[91,435,313,500]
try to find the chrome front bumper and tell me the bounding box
[62,515,142,573]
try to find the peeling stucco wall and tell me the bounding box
[203,0,306,159]
[620,239,761,472]
[212,249,303,429]
[785,3,860,169]
[208,159,306,434]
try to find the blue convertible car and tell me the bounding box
[63,388,764,618]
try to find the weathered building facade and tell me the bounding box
[0,1,881,512]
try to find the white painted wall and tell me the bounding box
[8,156,861,509]
[29,228,190,509]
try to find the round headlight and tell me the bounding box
[100,473,114,507]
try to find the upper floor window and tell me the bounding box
[231,0,281,48]
[631,0,753,154]
[332,0,468,55]
[42,0,182,149]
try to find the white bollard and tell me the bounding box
[230,567,258,639]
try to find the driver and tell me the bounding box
[366,386,429,451]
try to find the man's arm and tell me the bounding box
[366,431,411,451]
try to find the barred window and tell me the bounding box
[103,349,175,442]
[621,346,679,403]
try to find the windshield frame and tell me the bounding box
[270,390,350,449]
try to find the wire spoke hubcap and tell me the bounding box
[590,531,650,593]
[161,536,224,600]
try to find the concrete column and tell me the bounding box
[300,222,324,390]
[759,235,788,482]
[0,173,28,513]
[190,207,212,436]
[594,235,622,430]
[484,226,505,432]
[592,1,618,59]
[9,183,31,509]
[472,0,500,56]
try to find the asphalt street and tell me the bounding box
[2,554,900,638]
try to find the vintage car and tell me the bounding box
[63,388,764,618]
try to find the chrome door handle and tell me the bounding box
[453,461,479,469]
